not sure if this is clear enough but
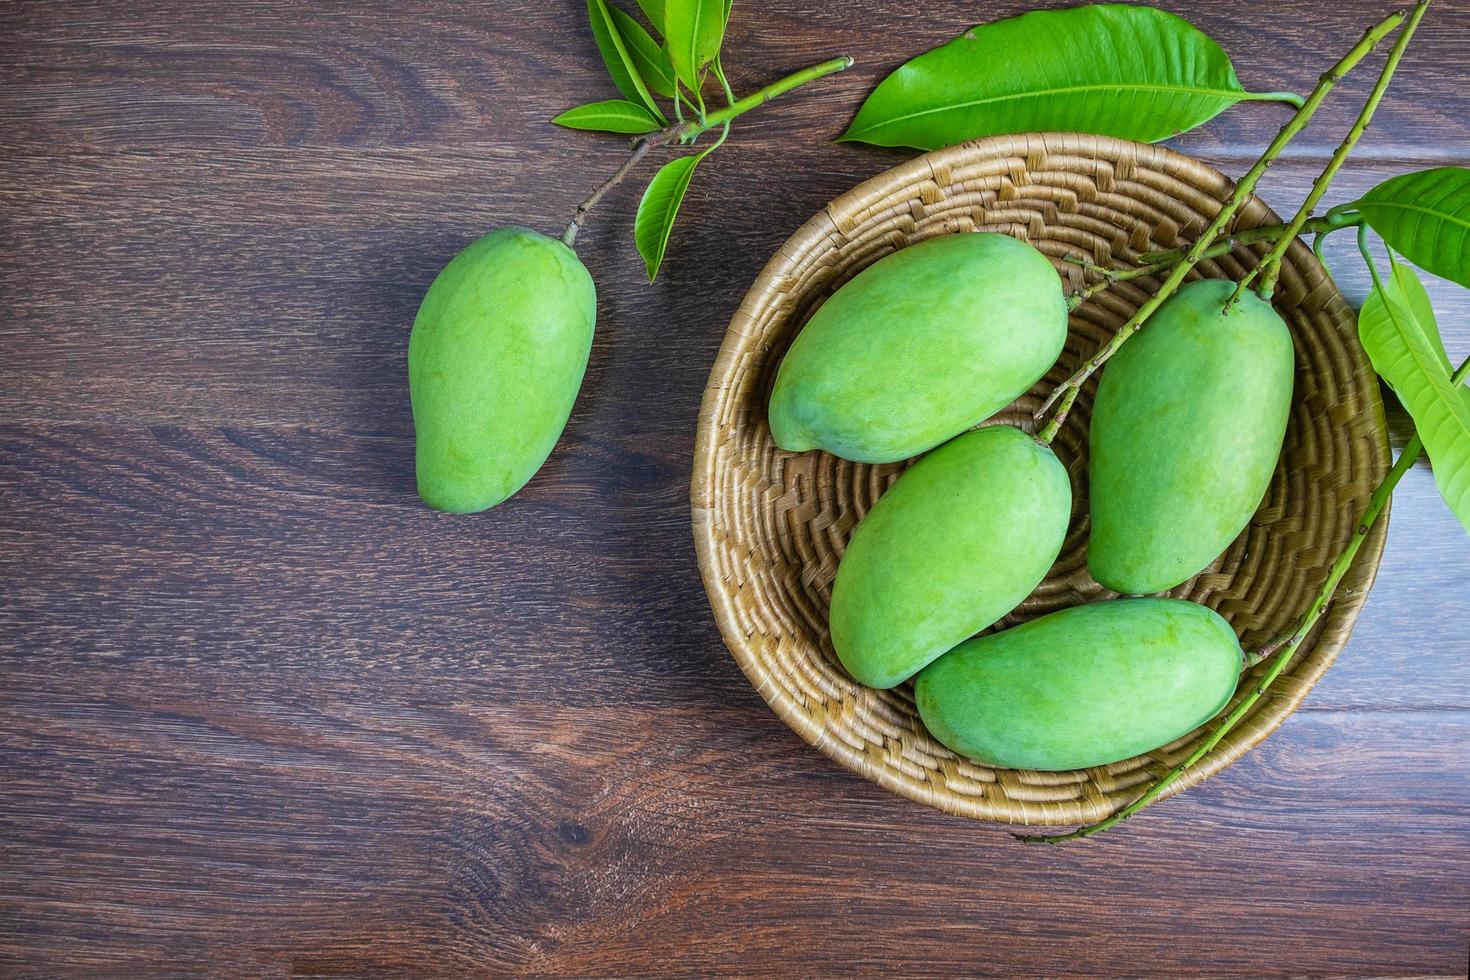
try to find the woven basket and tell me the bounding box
[691,133,1392,827]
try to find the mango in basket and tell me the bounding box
[409,227,596,513]
[915,598,1242,770]
[1088,278,1293,593]
[768,233,1067,463]
[830,424,1071,688]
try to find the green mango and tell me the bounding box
[408,227,596,513]
[830,424,1071,689]
[769,233,1067,463]
[1088,278,1294,594]
[915,598,1242,770]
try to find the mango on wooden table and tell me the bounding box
[408,227,596,513]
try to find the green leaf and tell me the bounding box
[1377,256,1452,374]
[634,144,714,281]
[1359,257,1470,534]
[635,0,665,35]
[587,0,666,123]
[663,0,727,92]
[841,4,1302,150]
[1353,167,1470,288]
[551,99,664,134]
[609,4,676,98]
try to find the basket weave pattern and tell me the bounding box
[692,133,1390,826]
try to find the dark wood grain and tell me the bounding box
[2,1,1468,975]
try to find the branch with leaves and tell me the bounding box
[1008,0,1470,843]
[552,0,851,279]
[1029,8,1410,445]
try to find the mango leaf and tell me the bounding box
[1359,257,1470,534]
[841,4,1303,149]
[587,0,666,123]
[663,0,727,93]
[551,99,664,134]
[635,0,665,35]
[634,143,714,281]
[1377,256,1452,373]
[1353,167,1470,288]
[610,4,676,98]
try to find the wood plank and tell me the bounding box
[1,676,1466,973]
[4,424,1468,709]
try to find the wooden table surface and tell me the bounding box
[3,0,1468,974]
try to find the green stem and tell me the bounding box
[1134,214,1359,266]
[1243,90,1308,109]
[701,56,854,130]
[1067,212,1364,310]
[559,55,853,249]
[712,57,737,109]
[1032,9,1405,442]
[1035,387,1078,446]
[1234,0,1430,304]
[1019,350,1470,845]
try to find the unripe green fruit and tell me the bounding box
[830,424,1071,689]
[915,598,1242,771]
[1088,278,1294,594]
[408,227,596,513]
[768,233,1068,464]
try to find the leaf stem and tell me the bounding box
[559,55,853,249]
[1032,9,1407,442]
[1244,90,1307,109]
[1233,0,1430,304]
[1018,350,1470,845]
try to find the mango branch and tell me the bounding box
[1020,350,1470,845]
[1133,213,1361,266]
[1065,212,1362,311]
[1231,0,1430,305]
[559,56,854,248]
[1032,9,1408,441]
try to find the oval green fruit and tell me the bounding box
[769,233,1067,464]
[915,598,1242,770]
[408,227,596,513]
[1088,278,1294,594]
[830,424,1071,689]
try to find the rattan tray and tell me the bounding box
[691,132,1391,827]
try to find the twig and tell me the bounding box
[1018,351,1470,844]
[1231,0,1430,304]
[1242,633,1293,669]
[1120,213,1358,276]
[558,56,853,249]
[561,134,669,248]
[1032,9,1407,443]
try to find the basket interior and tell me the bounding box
[691,133,1390,826]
